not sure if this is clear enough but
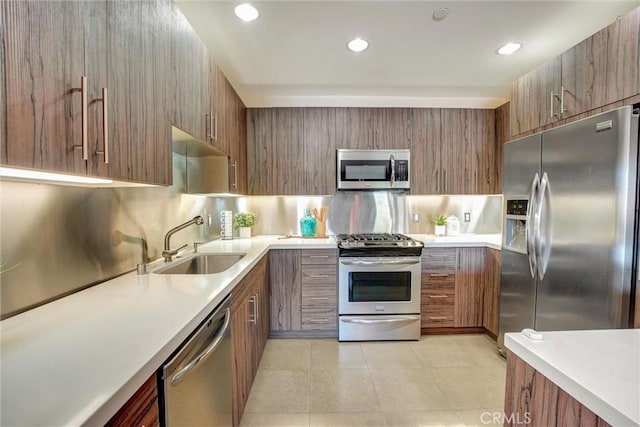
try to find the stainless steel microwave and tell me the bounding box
[337,149,410,190]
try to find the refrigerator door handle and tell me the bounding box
[535,172,552,280]
[526,173,540,279]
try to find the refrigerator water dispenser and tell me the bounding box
[504,199,528,254]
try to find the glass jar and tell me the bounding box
[300,208,317,237]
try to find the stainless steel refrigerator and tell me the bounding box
[498,106,639,353]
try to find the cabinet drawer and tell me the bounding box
[421,305,454,327]
[421,249,457,270]
[301,249,337,265]
[302,284,337,308]
[421,271,456,286]
[302,307,337,330]
[421,291,454,307]
[301,265,337,284]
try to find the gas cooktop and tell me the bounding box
[335,233,423,257]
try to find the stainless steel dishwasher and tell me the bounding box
[159,296,232,426]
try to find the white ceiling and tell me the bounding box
[176,0,639,108]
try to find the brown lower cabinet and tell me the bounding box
[421,247,500,334]
[105,374,159,427]
[504,351,610,427]
[230,254,269,427]
[269,249,338,337]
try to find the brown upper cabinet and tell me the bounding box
[170,16,247,193]
[510,7,640,137]
[247,107,499,196]
[171,4,211,144]
[2,0,173,185]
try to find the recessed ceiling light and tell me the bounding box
[347,38,369,53]
[234,3,259,22]
[497,42,522,55]
[432,7,449,21]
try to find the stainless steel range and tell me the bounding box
[336,233,423,341]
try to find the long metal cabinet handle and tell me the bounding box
[307,274,329,278]
[429,273,450,277]
[213,113,218,142]
[535,172,552,280]
[429,295,448,299]
[231,160,238,189]
[341,315,419,324]
[309,255,330,258]
[550,90,555,118]
[248,295,257,323]
[526,173,540,279]
[340,259,419,266]
[308,296,329,300]
[170,307,231,386]
[79,76,88,160]
[559,86,567,115]
[95,88,109,164]
[428,316,448,320]
[205,112,212,140]
[390,153,396,187]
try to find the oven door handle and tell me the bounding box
[340,315,420,324]
[340,259,420,266]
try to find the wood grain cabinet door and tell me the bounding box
[561,7,640,118]
[411,108,443,194]
[269,249,302,332]
[2,0,91,175]
[510,56,562,137]
[170,3,210,143]
[2,0,173,185]
[454,247,485,327]
[103,0,172,185]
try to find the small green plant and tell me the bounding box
[433,214,447,226]
[233,212,257,229]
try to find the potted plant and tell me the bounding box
[233,212,257,239]
[433,214,447,236]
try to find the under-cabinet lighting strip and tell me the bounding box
[0,167,113,185]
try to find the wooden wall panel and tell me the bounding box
[269,250,302,331]
[504,352,611,427]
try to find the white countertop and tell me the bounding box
[505,329,640,426]
[0,233,499,426]
[411,233,501,250]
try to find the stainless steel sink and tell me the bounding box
[154,253,246,275]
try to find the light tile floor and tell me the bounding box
[240,334,507,427]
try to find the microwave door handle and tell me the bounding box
[390,153,396,187]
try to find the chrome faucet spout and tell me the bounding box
[163,216,205,262]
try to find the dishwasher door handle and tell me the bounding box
[170,307,231,386]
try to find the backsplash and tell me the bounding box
[0,179,501,318]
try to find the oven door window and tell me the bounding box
[348,271,411,302]
[341,160,390,182]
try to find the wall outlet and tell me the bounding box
[412,212,421,223]
[464,212,471,222]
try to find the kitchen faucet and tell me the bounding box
[162,216,205,262]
